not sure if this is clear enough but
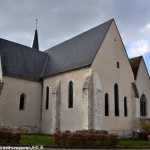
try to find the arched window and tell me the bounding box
[140,94,147,116]
[105,93,109,116]
[124,97,128,117]
[68,81,73,108]
[114,84,119,116]
[45,86,49,110]
[19,93,26,110]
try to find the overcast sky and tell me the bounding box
[0,0,150,74]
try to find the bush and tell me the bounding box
[138,118,150,131]
[0,128,21,144]
[53,130,119,148]
[133,118,150,140]
[133,131,150,140]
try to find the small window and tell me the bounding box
[19,94,26,110]
[68,81,73,108]
[117,62,120,68]
[45,86,49,110]
[105,93,109,116]
[124,97,128,117]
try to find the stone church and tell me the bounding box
[0,19,149,136]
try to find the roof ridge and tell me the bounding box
[40,55,49,78]
[0,37,40,51]
[43,19,113,77]
[45,19,114,52]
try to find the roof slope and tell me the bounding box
[0,38,48,81]
[130,56,142,79]
[43,19,113,77]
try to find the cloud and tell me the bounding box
[127,39,150,58]
[0,0,150,59]
[0,1,148,44]
[140,23,150,36]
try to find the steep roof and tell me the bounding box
[0,38,48,81]
[0,19,114,80]
[129,56,142,80]
[43,19,113,77]
[32,29,39,50]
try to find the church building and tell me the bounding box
[0,19,149,136]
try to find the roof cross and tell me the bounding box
[35,19,38,29]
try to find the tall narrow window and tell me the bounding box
[117,62,120,68]
[140,94,147,116]
[19,93,26,110]
[68,81,73,108]
[45,86,49,110]
[114,84,119,116]
[105,93,109,116]
[124,97,128,117]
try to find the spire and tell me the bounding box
[31,19,39,50]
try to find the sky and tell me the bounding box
[0,0,150,74]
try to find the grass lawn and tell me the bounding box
[21,134,53,146]
[20,134,150,148]
[119,139,149,148]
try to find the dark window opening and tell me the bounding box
[124,97,128,117]
[19,94,26,110]
[114,84,119,116]
[68,81,73,108]
[140,94,147,116]
[105,93,109,116]
[45,86,49,110]
[117,62,120,68]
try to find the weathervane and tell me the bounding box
[35,19,38,29]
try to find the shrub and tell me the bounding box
[133,118,150,140]
[106,134,120,147]
[0,128,21,144]
[53,130,119,148]
[138,118,150,131]
[133,131,150,140]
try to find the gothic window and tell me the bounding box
[19,93,26,110]
[140,94,147,116]
[105,93,109,116]
[114,83,119,116]
[45,86,49,110]
[124,97,128,117]
[68,81,73,108]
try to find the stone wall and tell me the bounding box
[135,59,150,118]
[0,76,42,133]
[41,67,92,134]
[92,21,135,135]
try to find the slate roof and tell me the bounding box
[43,19,113,77]
[0,38,48,81]
[0,19,113,80]
[129,56,142,80]
[32,29,39,50]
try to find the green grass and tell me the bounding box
[19,134,150,148]
[119,139,149,148]
[20,134,53,146]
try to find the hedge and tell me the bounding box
[54,130,119,148]
[0,128,21,144]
